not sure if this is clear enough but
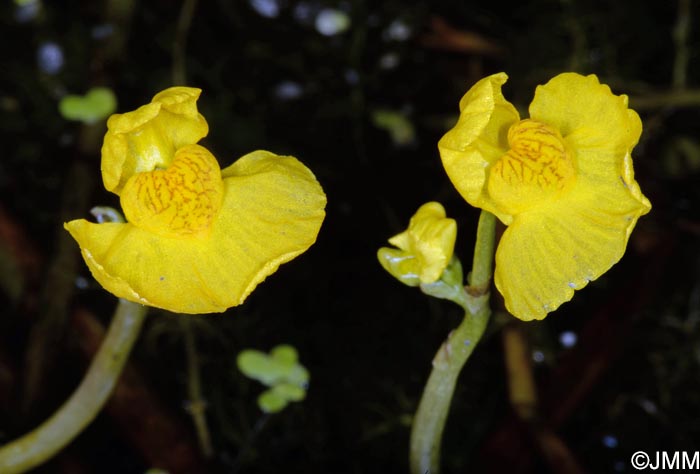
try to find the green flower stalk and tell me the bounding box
[0,82,328,472]
[408,210,496,474]
[378,203,496,474]
[0,299,147,473]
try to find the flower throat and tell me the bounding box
[488,119,575,215]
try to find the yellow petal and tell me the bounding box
[64,220,157,307]
[65,219,234,312]
[529,73,642,184]
[494,181,650,321]
[438,73,520,224]
[376,248,422,287]
[102,87,209,195]
[210,150,327,305]
[66,151,325,314]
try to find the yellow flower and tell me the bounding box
[439,72,651,321]
[377,202,457,286]
[65,88,326,314]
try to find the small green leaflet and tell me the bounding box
[59,87,117,124]
[237,344,309,413]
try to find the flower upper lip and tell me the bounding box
[101,87,209,195]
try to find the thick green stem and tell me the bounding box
[468,211,496,291]
[409,210,497,474]
[0,299,147,473]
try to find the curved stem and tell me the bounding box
[0,299,147,473]
[409,210,497,474]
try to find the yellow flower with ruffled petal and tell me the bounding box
[439,72,650,321]
[377,202,457,286]
[65,87,326,314]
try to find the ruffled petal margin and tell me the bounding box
[101,87,209,195]
[494,180,650,320]
[214,150,327,306]
[529,73,642,185]
[438,73,520,224]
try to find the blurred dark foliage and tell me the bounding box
[0,0,699,473]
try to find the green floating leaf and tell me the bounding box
[238,344,308,387]
[256,383,307,413]
[371,109,415,146]
[238,344,310,414]
[59,87,117,124]
[257,389,288,414]
[272,382,306,402]
[238,350,285,386]
[270,344,297,364]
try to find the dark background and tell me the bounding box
[1,0,699,473]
